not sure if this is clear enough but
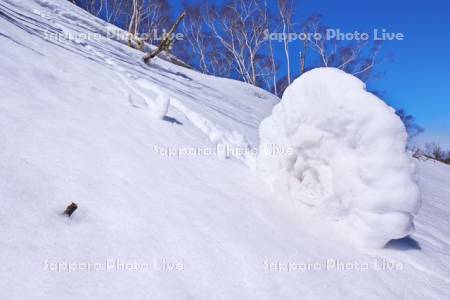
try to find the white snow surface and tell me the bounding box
[0,0,449,299]
[257,68,421,248]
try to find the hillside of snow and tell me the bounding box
[0,0,449,299]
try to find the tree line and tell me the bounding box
[72,0,382,95]
[72,0,426,141]
[177,0,383,96]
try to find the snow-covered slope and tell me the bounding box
[0,0,449,299]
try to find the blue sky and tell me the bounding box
[172,0,450,148]
[292,0,450,148]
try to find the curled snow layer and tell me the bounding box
[257,68,421,248]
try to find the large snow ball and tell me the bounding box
[257,68,421,248]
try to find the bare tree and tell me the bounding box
[425,143,445,161]
[140,0,170,45]
[127,0,142,48]
[181,5,211,73]
[124,0,171,50]
[304,14,383,83]
[178,3,240,78]
[73,0,132,26]
[299,18,312,75]
[105,0,127,24]
[263,0,279,95]
[277,0,294,85]
[202,0,271,86]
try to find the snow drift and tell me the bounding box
[2,0,450,298]
[257,68,421,248]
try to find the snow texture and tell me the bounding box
[257,68,421,248]
[1,0,449,299]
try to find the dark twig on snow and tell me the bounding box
[64,202,78,217]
